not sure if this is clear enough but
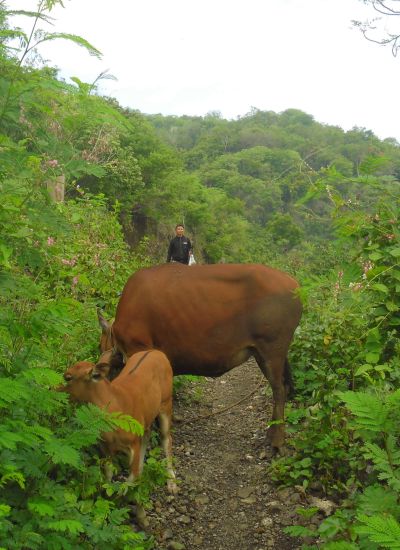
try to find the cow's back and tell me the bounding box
[113,263,302,376]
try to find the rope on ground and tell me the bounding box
[178,377,265,425]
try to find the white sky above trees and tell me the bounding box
[11,0,400,142]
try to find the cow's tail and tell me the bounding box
[284,358,295,400]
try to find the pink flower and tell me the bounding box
[72,276,79,286]
[47,159,59,168]
[349,282,363,292]
[47,237,55,246]
[61,258,77,266]
[363,261,373,274]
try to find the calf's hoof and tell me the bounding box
[167,479,179,495]
[135,505,150,529]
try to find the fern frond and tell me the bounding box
[358,485,399,517]
[28,498,56,517]
[339,391,388,432]
[0,29,28,42]
[33,32,102,58]
[46,519,84,534]
[6,10,54,24]
[0,429,26,450]
[109,412,144,436]
[43,439,81,468]
[0,379,29,407]
[356,514,400,549]
[22,368,63,387]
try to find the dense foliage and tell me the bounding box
[1,1,400,548]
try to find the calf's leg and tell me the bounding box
[127,439,150,529]
[158,405,177,494]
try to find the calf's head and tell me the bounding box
[61,361,110,402]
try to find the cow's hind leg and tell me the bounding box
[254,347,288,450]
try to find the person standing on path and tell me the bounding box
[166,224,193,265]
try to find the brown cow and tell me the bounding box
[61,350,177,526]
[99,263,302,449]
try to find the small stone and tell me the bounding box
[276,488,290,501]
[289,492,302,504]
[241,496,257,504]
[178,514,191,524]
[265,500,282,512]
[195,495,210,505]
[162,529,174,540]
[193,535,203,545]
[261,516,273,528]
[238,486,256,499]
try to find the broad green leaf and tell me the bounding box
[369,251,382,261]
[283,525,315,537]
[371,283,389,294]
[365,352,380,365]
[354,364,373,377]
[389,248,400,258]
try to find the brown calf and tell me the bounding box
[61,350,177,525]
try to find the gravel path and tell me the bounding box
[145,359,303,550]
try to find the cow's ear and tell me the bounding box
[97,309,110,333]
[92,363,110,380]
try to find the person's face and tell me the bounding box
[175,226,184,237]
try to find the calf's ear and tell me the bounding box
[92,363,110,380]
[97,309,110,332]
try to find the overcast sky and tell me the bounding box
[11,0,400,141]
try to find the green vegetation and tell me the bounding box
[1,1,400,548]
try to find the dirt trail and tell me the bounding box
[146,359,303,550]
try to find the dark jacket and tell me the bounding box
[167,236,192,264]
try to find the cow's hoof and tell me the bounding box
[272,445,286,457]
